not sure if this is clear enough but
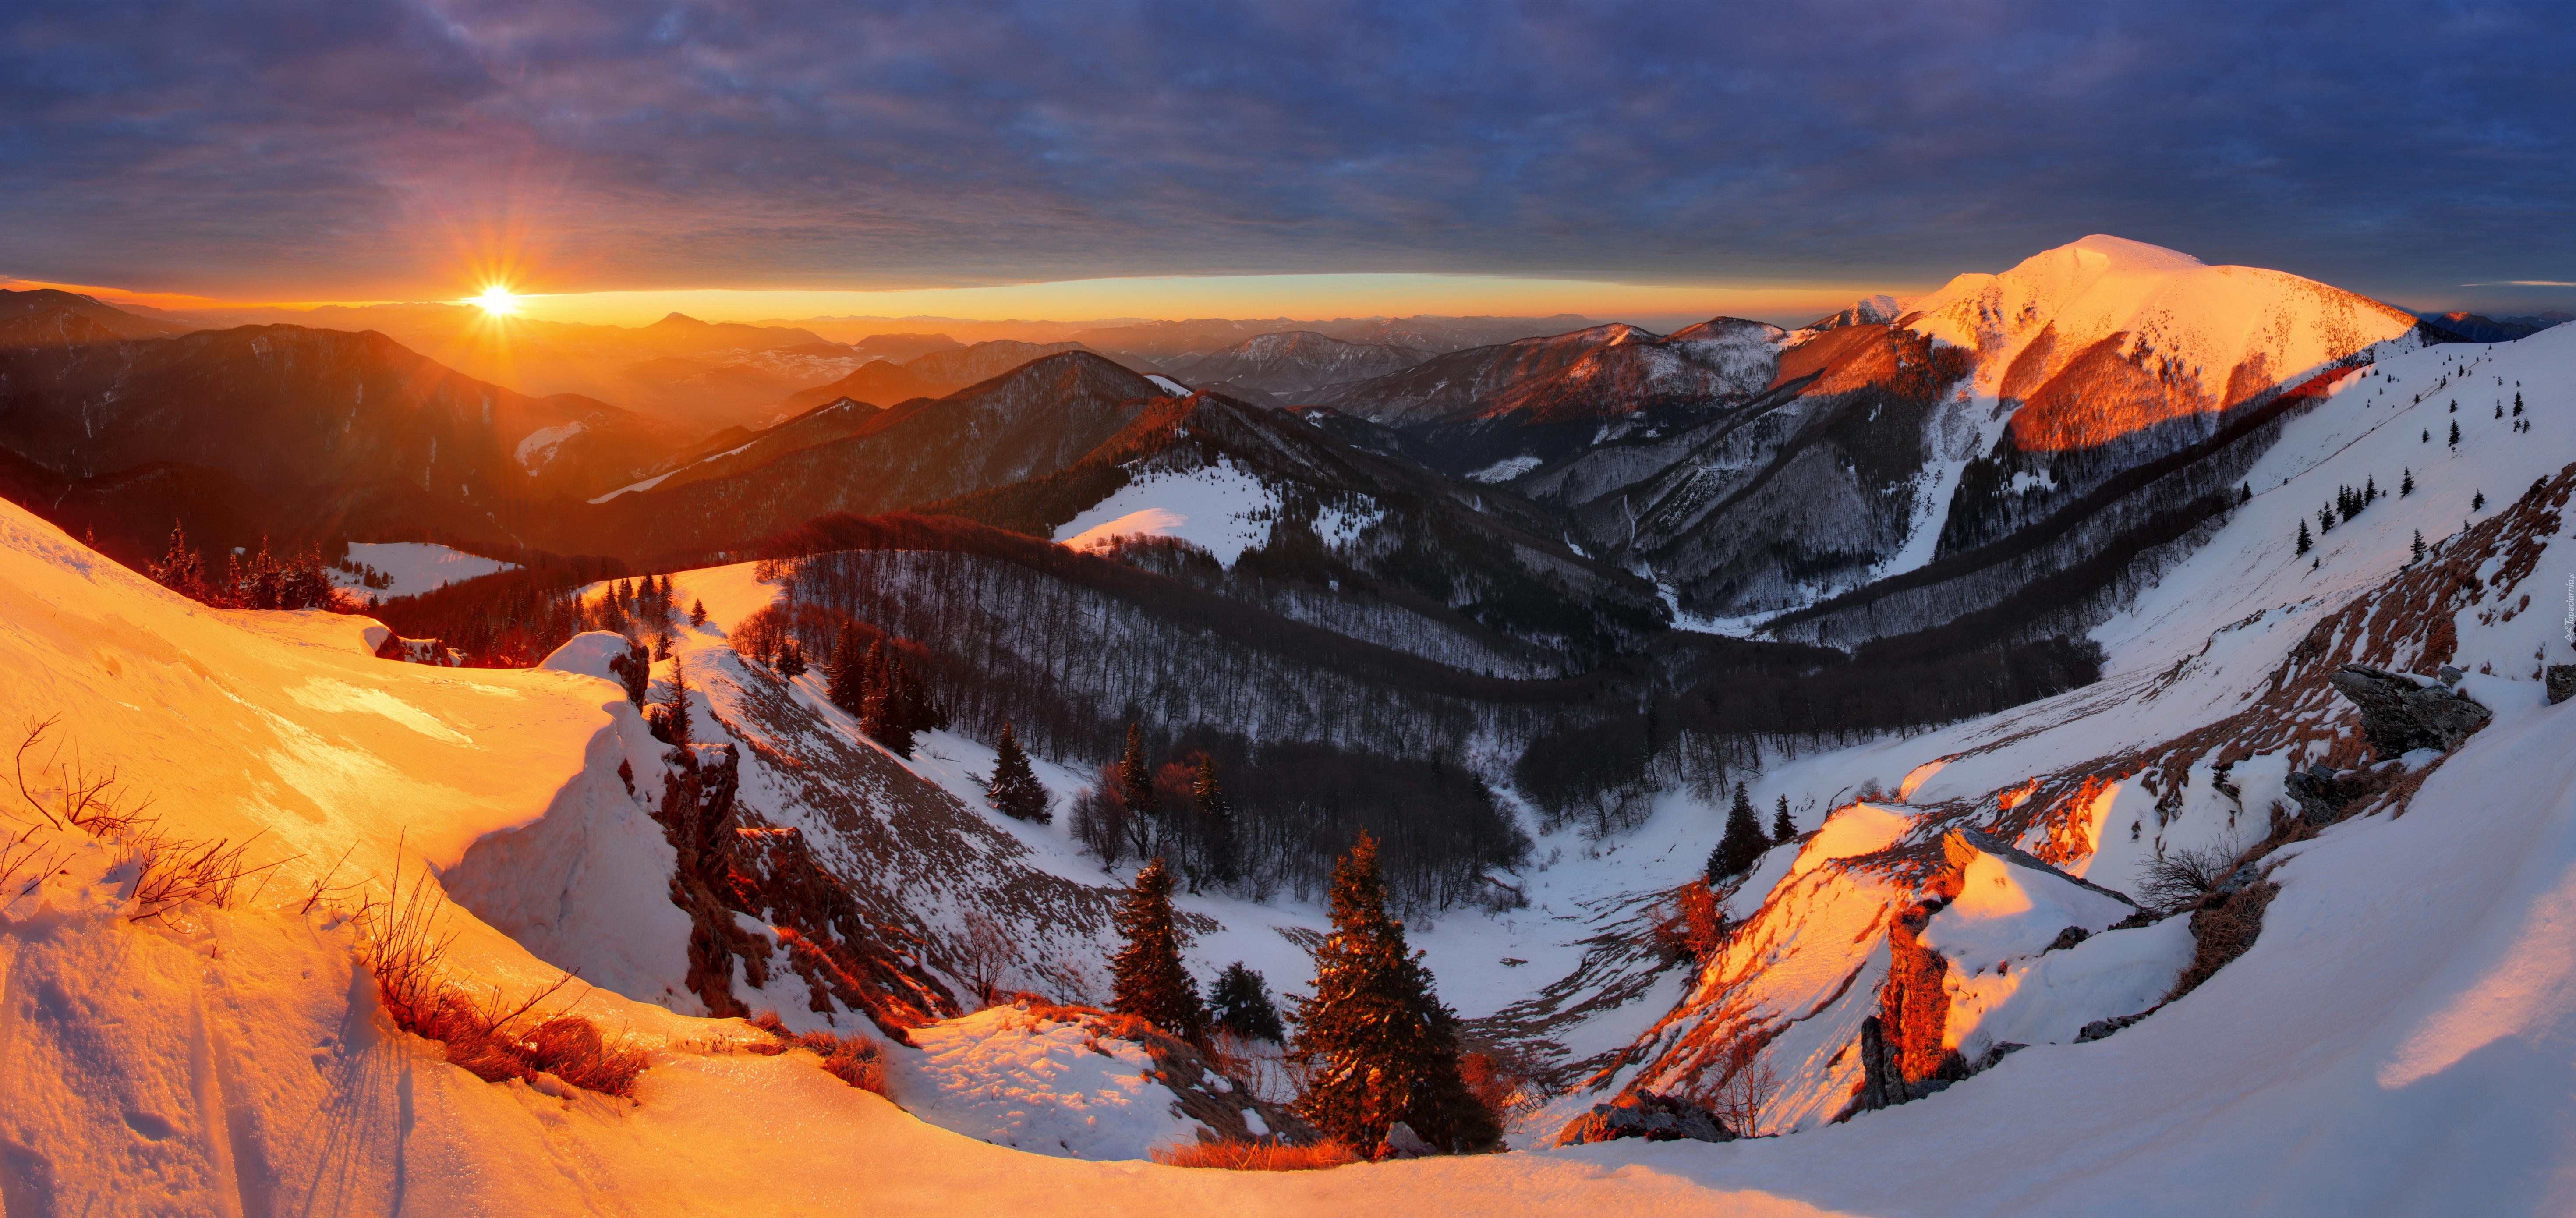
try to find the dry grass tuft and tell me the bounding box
[747,1009,890,1094]
[359,842,648,1097]
[1150,1137,1359,1171]
[2166,881,2280,1002]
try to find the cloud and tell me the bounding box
[3,0,2574,307]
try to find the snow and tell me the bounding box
[888,1004,1210,1159]
[13,312,2576,1211]
[1146,375,1190,396]
[333,541,517,595]
[513,421,584,473]
[1465,454,1544,483]
[588,469,676,503]
[1053,457,1282,567]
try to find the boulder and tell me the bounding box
[2326,665,2492,758]
[1380,1121,1438,1159]
[1555,1091,1734,1146]
[2284,763,2349,825]
[2548,665,2576,706]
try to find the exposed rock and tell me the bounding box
[2284,763,2350,825]
[1380,1121,1438,1159]
[2549,664,2576,706]
[2327,664,2492,758]
[1555,1091,1735,1146]
[2075,1008,2158,1043]
[2045,926,2091,952]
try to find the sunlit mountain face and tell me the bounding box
[7,3,2576,1214]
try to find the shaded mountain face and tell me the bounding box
[1318,320,1788,480]
[0,289,195,339]
[2415,312,2558,343]
[774,339,1095,418]
[1161,331,1429,398]
[1326,314,1598,353]
[562,352,1177,559]
[0,321,679,557]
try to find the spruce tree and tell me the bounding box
[690,599,708,627]
[1191,754,1239,887]
[2412,530,2427,563]
[2296,519,2311,556]
[824,622,868,714]
[1209,962,1286,1043]
[2451,420,2462,447]
[777,639,806,679]
[658,656,693,747]
[2474,490,2487,511]
[1108,858,1206,1043]
[1772,794,1796,843]
[1117,723,1156,822]
[2239,482,2252,504]
[986,722,1052,823]
[2402,467,2414,497]
[1295,832,1499,1154]
[147,520,207,602]
[1708,781,1769,881]
[2515,391,2524,416]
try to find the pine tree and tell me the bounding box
[776,638,806,679]
[1295,832,1499,1154]
[2497,402,2505,419]
[2402,467,2414,497]
[658,656,693,747]
[824,622,868,714]
[1209,962,1287,1043]
[2412,530,2427,563]
[986,722,1053,823]
[860,639,913,758]
[2364,474,2377,505]
[2451,420,2462,447]
[2423,429,2431,444]
[1708,781,1768,881]
[2239,482,2252,504]
[2515,392,2525,416]
[1191,754,1239,887]
[1108,858,1206,1043]
[2474,490,2487,511]
[2296,519,2311,556]
[1117,723,1155,821]
[689,599,708,627]
[2317,505,2335,535]
[1772,794,1797,843]
[146,520,208,602]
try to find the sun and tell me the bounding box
[472,286,520,316]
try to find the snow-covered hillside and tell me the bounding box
[333,540,517,595]
[9,317,2576,1214]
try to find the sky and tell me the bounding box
[5,0,2575,327]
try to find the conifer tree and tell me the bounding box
[658,656,693,747]
[1117,723,1156,822]
[1772,794,1796,843]
[2412,530,2427,563]
[1108,858,1206,1043]
[1209,962,1287,1043]
[690,599,708,627]
[824,622,868,713]
[1708,781,1769,882]
[1295,832,1499,1154]
[2365,474,2378,505]
[147,520,208,602]
[777,638,806,679]
[2239,482,2252,504]
[2423,428,2431,444]
[2402,467,2414,497]
[2296,519,2311,556]
[2474,490,2487,511]
[2497,402,2505,419]
[2451,420,2462,447]
[858,640,912,756]
[2515,391,2525,416]
[986,722,1052,823]
[1191,754,1239,888]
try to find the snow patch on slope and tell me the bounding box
[333,540,517,595]
[514,421,584,473]
[1054,458,1282,566]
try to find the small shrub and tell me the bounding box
[2166,881,2280,1001]
[2135,843,2235,916]
[1149,1137,1359,1171]
[747,1010,890,1095]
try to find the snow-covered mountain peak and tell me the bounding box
[1904,234,2421,452]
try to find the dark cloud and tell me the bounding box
[4,0,2573,309]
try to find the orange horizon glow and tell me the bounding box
[4,270,1917,330]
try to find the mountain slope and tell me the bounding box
[1163,330,1430,398]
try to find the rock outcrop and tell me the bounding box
[2326,665,2492,758]
[1555,1091,1735,1146]
[2548,664,2576,706]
